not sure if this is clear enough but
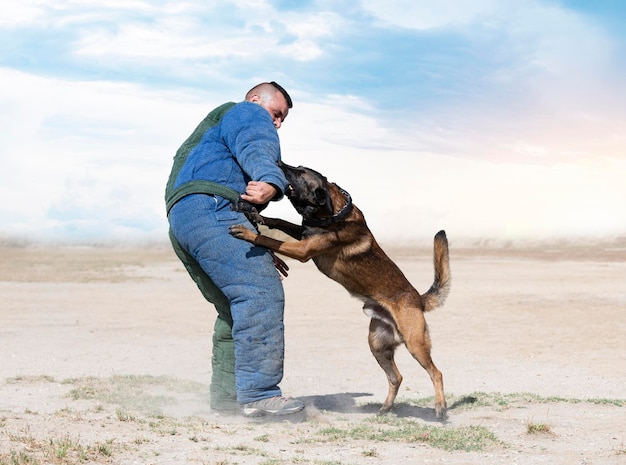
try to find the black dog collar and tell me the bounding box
[303,186,353,227]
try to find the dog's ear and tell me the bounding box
[314,187,333,214]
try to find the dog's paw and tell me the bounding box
[435,402,447,421]
[377,404,393,415]
[248,210,265,225]
[229,224,255,242]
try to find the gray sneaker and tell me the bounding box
[241,396,305,417]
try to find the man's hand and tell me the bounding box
[240,181,277,205]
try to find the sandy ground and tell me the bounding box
[0,239,625,464]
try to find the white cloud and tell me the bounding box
[2,66,625,243]
[75,23,253,60]
[0,0,158,28]
[361,0,624,115]
[69,2,340,64]
[271,95,626,242]
[2,1,625,243]
[279,40,323,61]
[0,1,46,25]
[0,67,211,240]
[360,0,498,30]
[277,11,343,61]
[283,10,343,39]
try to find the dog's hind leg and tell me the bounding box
[397,311,446,420]
[367,317,403,414]
[412,347,446,420]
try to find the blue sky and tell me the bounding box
[1,0,625,244]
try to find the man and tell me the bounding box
[165,82,304,417]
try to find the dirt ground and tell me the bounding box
[0,238,625,464]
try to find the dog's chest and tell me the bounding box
[311,254,336,277]
[311,234,374,287]
[311,251,368,298]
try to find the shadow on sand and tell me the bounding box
[216,393,474,424]
[298,392,444,422]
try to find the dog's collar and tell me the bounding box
[303,186,353,227]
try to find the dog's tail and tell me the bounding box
[422,230,451,312]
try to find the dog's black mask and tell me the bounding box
[279,162,334,221]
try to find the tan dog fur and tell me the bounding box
[230,163,451,419]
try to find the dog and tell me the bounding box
[229,162,451,419]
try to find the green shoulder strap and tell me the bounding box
[164,102,238,214]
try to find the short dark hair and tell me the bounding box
[270,81,293,108]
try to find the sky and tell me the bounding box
[1,0,625,246]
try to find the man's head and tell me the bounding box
[245,82,293,129]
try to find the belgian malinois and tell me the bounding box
[229,162,451,419]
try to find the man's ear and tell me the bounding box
[247,94,260,103]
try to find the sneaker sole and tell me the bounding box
[241,404,305,417]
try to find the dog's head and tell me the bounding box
[279,161,334,222]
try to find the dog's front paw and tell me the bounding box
[232,198,265,225]
[248,210,265,225]
[229,224,257,243]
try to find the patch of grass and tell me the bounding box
[52,436,80,460]
[448,392,551,410]
[1,450,38,464]
[215,444,270,457]
[145,415,209,438]
[257,460,344,465]
[362,447,378,457]
[53,407,83,422]
[133,436,151,445]
[526,421,554,435]
[317,415,502,452]
[116,408,139,422]
[233,444,269,456]
[406,392,626,411]
[7,426,37,448]
[1,432,117,464]
[6,375,56,384]
[587,398,625,407]
[65,374,207,416]
[96,440,114,457]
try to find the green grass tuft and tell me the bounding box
[65,374,208,416]
[318,415,502,452]
[404,392,625,411]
